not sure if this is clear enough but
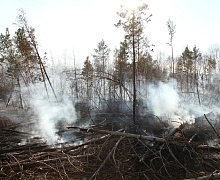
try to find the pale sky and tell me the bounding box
[0,0,220,64]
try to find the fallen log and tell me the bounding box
[88,128,166,143]
[88,128,220,151]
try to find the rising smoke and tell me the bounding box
[20,67,220,144]
[147,81,179,117]
[25,82,77,145]
[146,80,217,126]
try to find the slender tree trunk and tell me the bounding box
[102,55,106,98]
[86,77,89,98]
[35,47,57,101]
[132,25,136,126]
[196,81,201,105]
[186,71,189,92]
[73,52,78,99]
[172,45,174,78]
[17,77,23,109]
[39,62,49,99]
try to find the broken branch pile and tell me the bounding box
[0,114,220,179]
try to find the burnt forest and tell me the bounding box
[1,3,220,180]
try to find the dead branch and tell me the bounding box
[89,136,124,180]
[204,114,220,139]
[184,171,220,180]
[166,127,180,138]
[0,144,48,155]
[88,128,166,143]
[64,134,110,153]
[196,144,220,151]
[1,153,94,169]
[1,115,220,179]
[64,128,124,153]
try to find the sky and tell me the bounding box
[0,0,220,65]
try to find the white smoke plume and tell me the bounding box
[146,80,216,126]
[25,83,77,145]
[148,81,179,117]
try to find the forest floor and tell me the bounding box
[0,103,220,180]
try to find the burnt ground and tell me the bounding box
[0,104,220,179]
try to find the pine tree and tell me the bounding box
[92,39,110,98]
[15,9,57,100]
[181,46,193,91]
[82,56,94,100]
[115,0,151,125]
[113,40,130,100]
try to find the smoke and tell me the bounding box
[34,98,76,144]
[146,80,216,126]
[148,81,179,117]
[24,83,77,145]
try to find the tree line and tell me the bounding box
[0,3,220,123]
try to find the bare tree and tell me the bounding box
[166,19,176,78]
